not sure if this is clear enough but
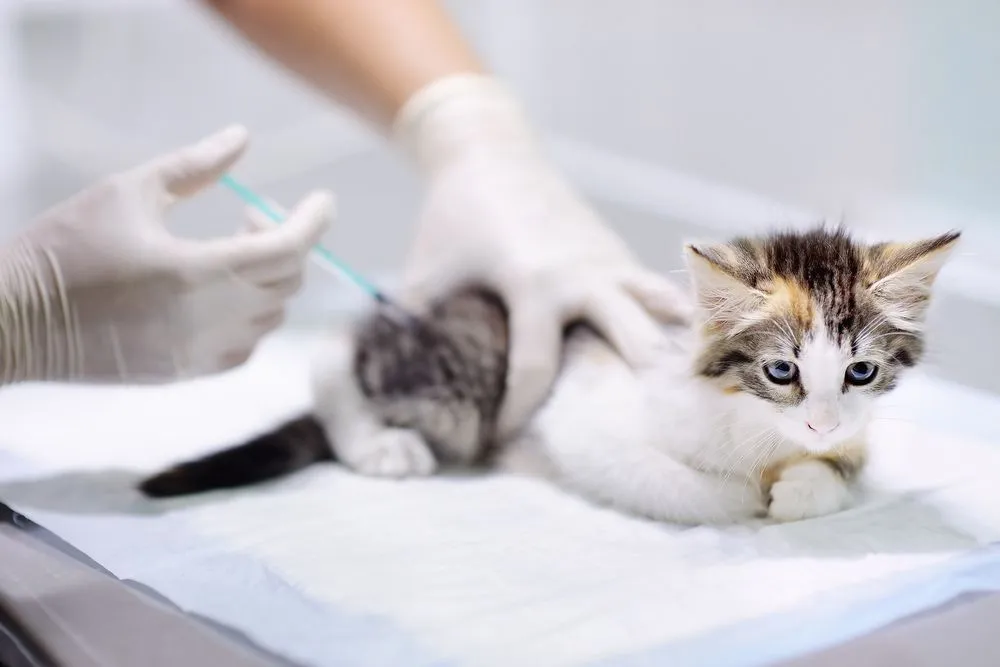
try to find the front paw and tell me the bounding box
[348,429,437,479]
[767,460,851,522]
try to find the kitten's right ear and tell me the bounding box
[684,244,765,330]
[865,230,961,331]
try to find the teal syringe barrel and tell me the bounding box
[218,173,392,306]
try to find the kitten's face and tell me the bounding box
[688,227,959,452]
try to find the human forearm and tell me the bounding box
[200,0,485,128]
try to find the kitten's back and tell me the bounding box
[138,289,509,497]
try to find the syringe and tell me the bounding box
[218,173,405,314]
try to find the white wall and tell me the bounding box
[13,1,999,244]
[13,2,1000,225]
[493,1,911,212]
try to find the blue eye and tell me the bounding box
[764,360,798,385]
[846,362,878,386]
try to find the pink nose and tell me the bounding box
[807,421,839,435]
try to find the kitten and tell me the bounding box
[139,226,959,524]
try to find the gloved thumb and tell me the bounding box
[242,197,289,234]
[582,286,671,370]
[497,297,563,438]
[194,190,334,273]
[147,125,249,201]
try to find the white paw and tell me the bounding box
[768,460,851,522]
[349,429,437,479]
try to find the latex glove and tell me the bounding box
[0,125,334,384]
[394,76,692,436]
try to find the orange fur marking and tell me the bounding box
[761,438,868,495]
[768,276,815,330]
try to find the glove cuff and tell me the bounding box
[0,236,78,383]
[392,74,541,174]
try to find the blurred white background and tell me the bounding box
[1,0,997,391]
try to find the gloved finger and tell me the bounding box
[147,124,249,201]
[250,308,287,336]
[260,273,304,300]
[238,216,269,237]
[398,265,470,313]
[234,202,302,281]
[496,296,564,439]
[581,286,670,370]
[208,308,286,373]
[194,190,334,274]
[243,197,289,233]
[217,347,256,372]
[240,211,270,235]
[622,269,695,325]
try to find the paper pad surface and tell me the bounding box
[0,335,999,667]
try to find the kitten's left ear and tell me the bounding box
[866,230,961,329]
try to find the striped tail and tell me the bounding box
[138,415,333,498]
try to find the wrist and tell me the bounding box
[392,74,542,174]
[0,235,77,384]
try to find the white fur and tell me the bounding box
[309,320,864,525]
[517,328,772,524]
[514,325,867,525]
[302,230,966,526]
[311,335,437,479]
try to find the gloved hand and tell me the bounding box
[394,76,692,436]
[0,125,334,384]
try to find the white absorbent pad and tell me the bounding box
[0,334,1000,667]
